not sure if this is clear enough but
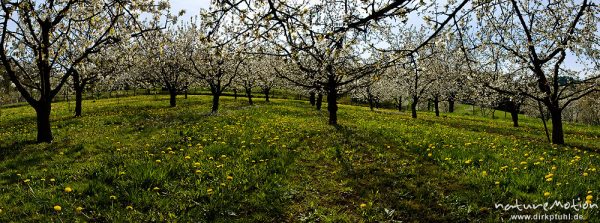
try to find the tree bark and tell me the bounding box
[234,89,238,100]
[550,106,564,144]
[327,83,338,125]
[368,96,374,111]
[169,90,177,107]
[211,93,221,114]
[434,95,440,117]
[411,96,418,119]
[397,96,402,111]
[75,88,83,117]
[448,97,455,113]
[309,92,316,106]
[511,110,519,127]
[316,93,323,110]
[35,103,53,143]
[245,87,253,105]
[264,88,270,102]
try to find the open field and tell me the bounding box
[0,95,599,222]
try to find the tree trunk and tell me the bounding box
[368,96,374,111]
[35,103,53,143]
[245,87,253,105]
[211,93,220,114]
[411,96,418,119]
[309,92,316,106]
[169,90,177,107]
[448,98,455,113]
[327,83,338,125]
[234,89,238,100]
[427,99,431,111]
[75,87,83,117]
[434,95,440,117]
[316,93,323,111]
[397,96,402,111]
[264,88,270,102]
[511,110,519,127]
[549,106,564,144]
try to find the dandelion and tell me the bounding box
[53,205,62,212]
[427,153,432,157]
[193,162,201,167]
[23,179,30,183]
[110,195,117,200]
[583,172,589,176]
[153,187,160,191]
[126,205,134,210]
[207,188,213,195]
[75,206,83,213]
[184,156,191,160]
[195,170,202,174]
[50,178,55,182]
[544,192,551,197]
[119,171,126,175]
[464,160,472,164]
[360,203,367,208]
[481,171,488,176]
[520,161,527,165]
[495,181,500,185]
[226,175,233,181]
[64,187,73,193]
[546,178,553,182]
[155,159,161,164]
[551,166,557,170]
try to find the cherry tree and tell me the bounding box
[473,0,600,144]
[0,0,167,142]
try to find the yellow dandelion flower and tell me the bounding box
[184,156,191,160]
[23,179,30,183]
[464,160,472,164]
[207,188,213,194]
[50,178,55,182]
[495,181,500,185]
[110,195,117,200]
[586,195,593,201]
[544,192,551,197]
[551,166,557,170]
[583,172,589,177]
[586,200,592,205]
[75,206,83,213]
[427,153,432,157]
[193,162,201,167]
[64,187,73,193]
[53,205,62,211]
[546,178,553,182]
[153,187,160,191]
[195,170,202,174]
[226,175,233,181]
[360,203,367,208]
[126,205,134,210]
[155,160,161,164]
[481,171,488,176]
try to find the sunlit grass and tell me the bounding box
[0,95,598,222]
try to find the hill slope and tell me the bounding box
[0,96,599,222]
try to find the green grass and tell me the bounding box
[0,95,599,222]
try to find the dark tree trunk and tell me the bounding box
[309,92,316,106]
[448,97,455,113]
[411,96,418,119]
[434,95,440,117]
[427,99,431,111]
[147,89,151,95]
[368,96,374,111]
[511,110,519,127]
[35,103,53,143]
[316,93,323,110]
[211,92,221,114]
[397,96,402,111]
[264,88,270,102]
[245,87,253,105]
[549,106,564,144]
[327,83,338,125]
[184,89,188,99]
[169,90,177,107]
[75,88,83,117]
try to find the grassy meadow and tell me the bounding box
[0,95,599,222]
